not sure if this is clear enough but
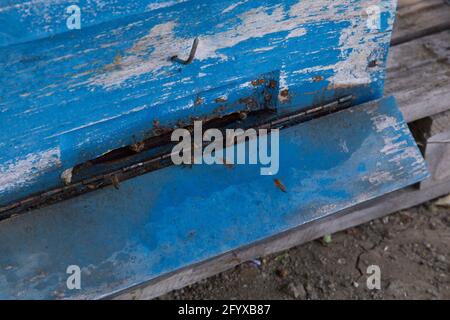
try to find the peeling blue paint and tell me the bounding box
[0,97,429,299]
[0,0,426,300]
[0,0,398,205]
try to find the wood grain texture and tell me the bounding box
[424,131,450,189]
[392,0,450,45]
[387,0,450,122]
[387,31,450,123]
[413,110,450,189]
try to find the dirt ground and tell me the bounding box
[160,197,450,300]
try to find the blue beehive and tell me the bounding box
[0,0,429,299]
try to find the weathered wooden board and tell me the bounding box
[386,0,450,122]
[410,110,450,189]
[115,180,450,300]
[0,0,446,301]
[387,30,450,123]
[392,0,450,45]
[424,131,450,188]
[0,0,397,206]
[0,97,429,299]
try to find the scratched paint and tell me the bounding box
[0,0,397,205]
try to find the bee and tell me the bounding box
[130,141,145,153]
[274,179,287,193]
[111,175,120,190]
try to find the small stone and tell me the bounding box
[329,283,336,291]
[353,282,359,288]
[248,259,262,268]
[382,216,390,224]
[305,283,318,299]
[387,280,405,298]
[287,283,307,299]
[322,234,333,245]
[337,258,346,265]
[426,288,438,298]
[429,220,438,230]
[435,194,450,207]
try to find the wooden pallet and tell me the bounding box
[114,0,450,300]
[411,110,450,189]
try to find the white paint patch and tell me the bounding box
[327,0,395,87]
[372,114,401,132]
[0,147,61,194]
[363,170,394,185]
[339,139,349,153]
[286,27,307,39]
[375,115,426,172]
[278,67,290,103]
[253,46,276,53]
[89,0,395,91]
[90,1,326,88]
[222,0,249,14]
[380,135,407,155]
[61,167,73,186]
[146,0,185,11]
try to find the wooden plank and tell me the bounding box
[386,31,450,122]
[392,0,450,45]
[0,96,429,299]
[0,0,399,207]
[411,110,450,189]
[388,0,450,123]
[424,131,450,188]
[113,0,450,300]
[114,179,450,300]
[429,110,450,136]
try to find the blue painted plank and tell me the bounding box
[0,96,429,299]
[0,0,398,205]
